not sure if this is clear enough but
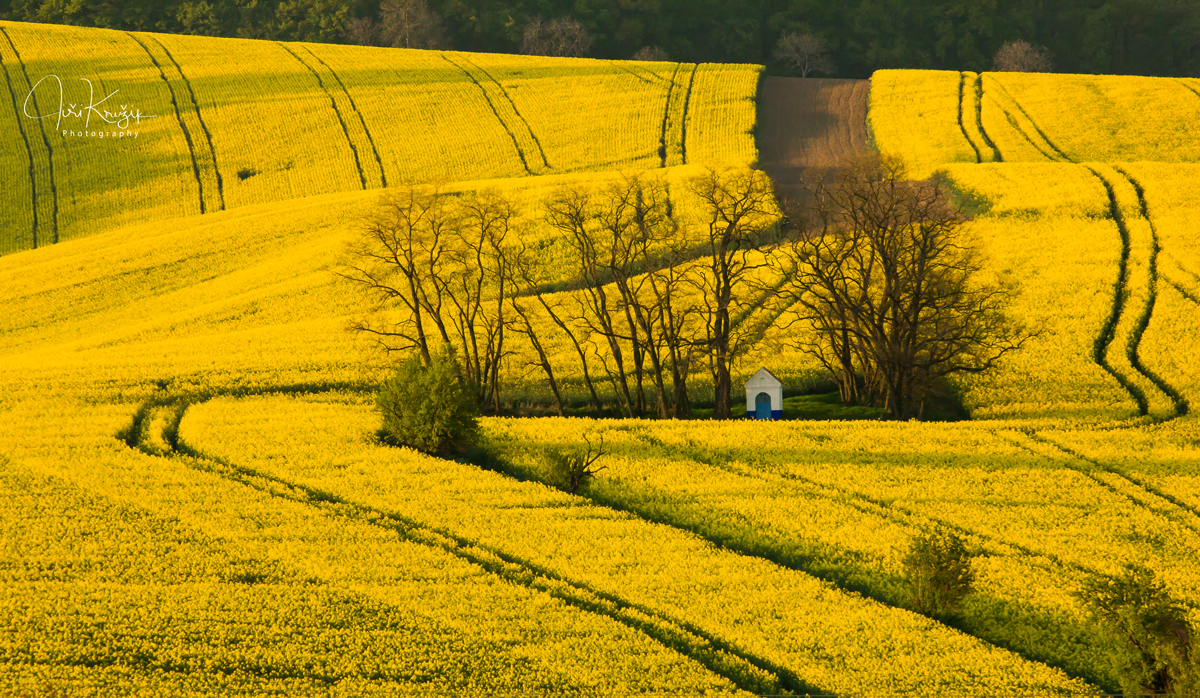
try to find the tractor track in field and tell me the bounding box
[1017,429,1200,537]
[1,26,58,245]
[657,63,682,168]
[957,72,983,163]
[984,88,1061,164]
[552,426,1119,690]
[618,427,1105,583]
[972,74,1003,162]
[120,389,1116,693]
[1165,276,1200,305]
[148,36,225,211]
[459,56,549,171]
[118,390,818,698]
[1177,78,1200,100]
[679,64,699,165]
[1112,165,1190,416]
[301,45,387,189]
[278,42,368,190]
[1087,167,1151,416]
[983,76,1190,420]
[1164,258,1200,304]
[1085,164,1189,419]
[127,32,207,215]
[441,54,533,176]
[0,31,38,249]
[615,64,657,85]
[987,79,1072,162]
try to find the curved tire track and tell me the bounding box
[680,64,699,165]
[460,56,549,172]
[127,32,207,215]
[658,63,682,168]
[1086,166,1150,416]
[1,26,58,245]
[441,54,533,176]
[277,42,368,190]
[984,80,1189,420]
[1112,165,1190,417]
[973,74,1003,162]
[0,33,38,249]
[499,426,1118,690]
[148,36,225,211]
[119,390,815,698]
[301,45,387,189]
[957,72,983,164]
[978,74,1191,420]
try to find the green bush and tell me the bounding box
[902,527,975,618]
[1078,565,1198,695]
[377,346,478,456]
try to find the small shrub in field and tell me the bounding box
[377,346,478,456]
[1077,565,1198,695]
[903,528,975,617]
[542,437,606,494]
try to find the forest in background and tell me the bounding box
[2,0,1197,78]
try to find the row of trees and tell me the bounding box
[341,160,1025,421]
[339,168,778,421]
[4,0,1197,77]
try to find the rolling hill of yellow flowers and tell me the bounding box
[0,20,758,253]
[2,21,1200,697]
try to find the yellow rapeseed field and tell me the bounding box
[0,20,760,255]
[3,25,1200,695]
[175,392,1098,697]
[870,69,1200,173]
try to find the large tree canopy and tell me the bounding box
[2,0,1196,78]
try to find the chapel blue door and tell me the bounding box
[755,392,772,420]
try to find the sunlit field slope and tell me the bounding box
[870,70,1200,178]
[3,148,1200,693]
[870,69,1200,425]
[3,56,1200,695]
[0,20,759,254]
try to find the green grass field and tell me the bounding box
[2,25,1200,698]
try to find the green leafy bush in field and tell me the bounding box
[1078,565,1198,695]
[903,527,975,618]
[377,346,478,456]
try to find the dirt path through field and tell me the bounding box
[757,77,871,208]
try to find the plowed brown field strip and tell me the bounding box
[758,77,870,207]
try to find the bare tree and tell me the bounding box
[993,40,1054,72]
[436,190,514,411]
[597,174,686,419]
[342,16,378,46]
[545,185,637,417]
[776,157,1029,419]
[522,15,594,58]
[505,239,567,416]
[687,166,779,419]
[379,0,445,49]
[337,183,455,365]
[339,184,516,411]
[773,32,836,78]
[632,46,669,62]
[642,239,700,418]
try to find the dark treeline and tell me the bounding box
[3,0,1197,77]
